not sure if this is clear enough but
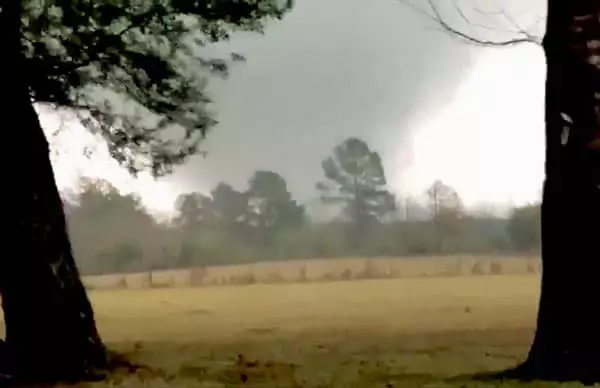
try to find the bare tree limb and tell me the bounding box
[402,0,542,47]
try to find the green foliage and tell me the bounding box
[20,0,293,175]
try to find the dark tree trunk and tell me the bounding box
[0,0,109,383]
[512,0,600,384]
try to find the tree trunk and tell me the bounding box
[513,1,600,383]
[0,0,108,383]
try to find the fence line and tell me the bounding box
[81,256,540,290]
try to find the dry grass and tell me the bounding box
[39,273,592,387]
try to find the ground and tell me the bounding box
[9,274,593,387]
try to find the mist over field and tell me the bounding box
[45,0,546,276]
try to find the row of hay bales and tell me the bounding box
[81,256,541,290]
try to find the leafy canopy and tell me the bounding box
[22,0,293,175]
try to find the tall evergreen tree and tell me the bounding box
[317,138,395,245]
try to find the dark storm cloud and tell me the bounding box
[171,0,480,199]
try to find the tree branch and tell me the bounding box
[401,0,542,47]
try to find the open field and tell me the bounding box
[36,273,595,387]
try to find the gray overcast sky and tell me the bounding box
[173,0,476,198]
[47,0,546,215]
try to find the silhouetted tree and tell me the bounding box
[0,0,292,382]
[174,192,214,232]
[175,183,251,237]
[406,0,600,382]
[209,183,252,229]
[72,179,150,222]
[317,138,395,246]
[247,170,305,246]
[425,180,463,252]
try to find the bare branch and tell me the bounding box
[402,0,542,47]
[445,0,530,37]
[452,0,470,26]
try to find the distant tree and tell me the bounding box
[317,138,395,245]
[67,179,162,274]
[508,203,541,252]
[173,192,213,232]
[174,183,250,236]
[2,0,293,381]
[426,180,463,219]
[247,171,305,246]
[174,243,197,268]
[209,183,252,228]
[425,180,464,252]
[72,179,151,222]
[96,243,143,273]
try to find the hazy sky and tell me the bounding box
[44,0,546,216]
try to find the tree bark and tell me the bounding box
[511,0,600,383]
[0,0,109,383]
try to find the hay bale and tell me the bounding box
[189,267,208,287]
[227,272,256,285]
[471,261,487,275]
[490,261,504,275]
[125,272,152,289]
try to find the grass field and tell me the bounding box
[59,274,588,387]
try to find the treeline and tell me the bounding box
[65,138,541,275]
